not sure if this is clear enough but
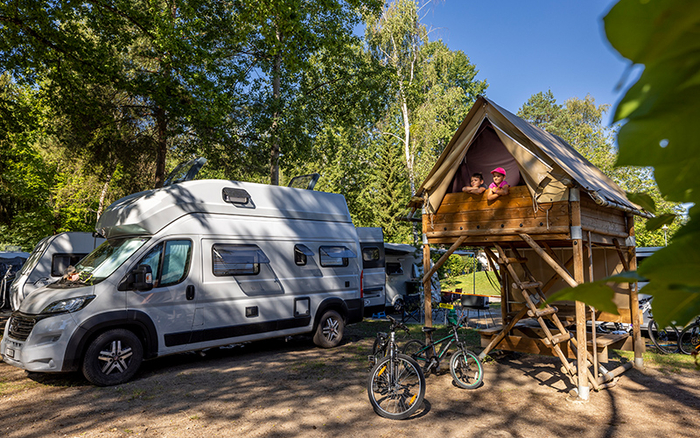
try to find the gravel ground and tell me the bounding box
[0,318,698,438]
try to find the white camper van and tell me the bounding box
[384,243,420,312]
[356,227,386,316]
[1,178,363,386]
[9,232,105,310]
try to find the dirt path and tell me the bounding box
[0,322,698,438]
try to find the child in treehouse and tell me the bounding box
[462,172,486,194]
[487,167,510,201]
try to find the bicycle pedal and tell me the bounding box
[368,356,377,367]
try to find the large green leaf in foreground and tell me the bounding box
[552,0,700,327]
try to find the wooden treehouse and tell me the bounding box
[407,96,652,400]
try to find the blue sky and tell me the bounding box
[422,0,633,124]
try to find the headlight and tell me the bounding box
[41,295,96,314]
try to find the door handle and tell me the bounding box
[186,285,195,300]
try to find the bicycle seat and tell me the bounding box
[421,327,437,333]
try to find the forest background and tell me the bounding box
[0,0,682,254]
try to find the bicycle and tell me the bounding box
[402,313,483,389]
[678,316,700,355]
[370,316,410,363]
[597,297,679,354]
[367,315,426,420]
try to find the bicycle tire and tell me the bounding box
[449,349,483,389]
[367,354,425,420]
[648,319,680,354]
[678,323,700,355]
[402,339,428,365]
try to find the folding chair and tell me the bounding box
[401,294,422,324]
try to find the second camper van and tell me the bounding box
[2,178,363,386]
[9,232,105,310]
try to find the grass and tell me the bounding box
[441,271,501,296]
[614,348,699,372]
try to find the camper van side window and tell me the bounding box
[137,240,192,288]
[386,262,404,276]
[294,244,314,266]
[319,246,354,267]
[51,253,88,277]
[213,244,270,276]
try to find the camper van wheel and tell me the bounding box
[313,310,344,348]
[393,299,405,313]
[82,329,144,386]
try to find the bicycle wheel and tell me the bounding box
[648,319,680,354]
[367,354,425,420]
[449,349,483,389]
[678,323,700,355]
[402,339,428,364]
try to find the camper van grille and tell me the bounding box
[8,314,37,341]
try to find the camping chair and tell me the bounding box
[461,295,495,329]
[402,294,422,324]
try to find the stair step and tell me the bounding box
[513,281,543,290]
[543,332,572,346]
[527,306,558,318]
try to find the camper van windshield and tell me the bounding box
[19,236,51,276]
[52,238,148,287]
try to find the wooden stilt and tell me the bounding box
[571,188,589,400]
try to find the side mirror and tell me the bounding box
[133,265,154,291]
[119,265,154,291]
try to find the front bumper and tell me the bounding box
[1,312,77,372]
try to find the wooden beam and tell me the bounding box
[421,235,467,284]
[571,188,588,399]
[612,238,630,271]
[519,233,578,288]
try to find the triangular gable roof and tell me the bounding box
[412,96,650,218]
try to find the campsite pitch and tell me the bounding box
[0,321,697,438]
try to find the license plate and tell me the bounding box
[5,348,14,359]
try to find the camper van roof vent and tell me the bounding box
[222,187,252,207]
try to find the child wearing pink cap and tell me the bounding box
[487,167,510,201]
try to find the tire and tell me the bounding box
[450,349,483,389]
[367,354,425,420]
[393,298,404,314]
[647,319,680,354]
[82,329,144,386]
[313,310,344,348]
[402,339,428,366]
[678,323,700,355]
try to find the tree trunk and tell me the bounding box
[270,28,282,186]
[154,106,168,188]
[96,172,113,222]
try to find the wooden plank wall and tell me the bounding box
[424,186,570,244]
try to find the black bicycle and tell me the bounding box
[402,314,483,389]
[679,316,700,355]
[367,316,426,420]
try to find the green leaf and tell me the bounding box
[545,282,619,315]
[606,271,647,283]
[638,282,700,327]
[644,213,675,232]
[637,231,700,287]
[625,192,656,214]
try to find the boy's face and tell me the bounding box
[470,176,483,187]
[492,172,504,185]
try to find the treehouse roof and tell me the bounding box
[410,96,650,218]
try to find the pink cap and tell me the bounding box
[491,167,506,176]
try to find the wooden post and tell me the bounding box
[571,188,589,400]
[588,231,598,380]
[626,214,644,368]
[422,211,432,331]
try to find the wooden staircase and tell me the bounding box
[479,242,605,390]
